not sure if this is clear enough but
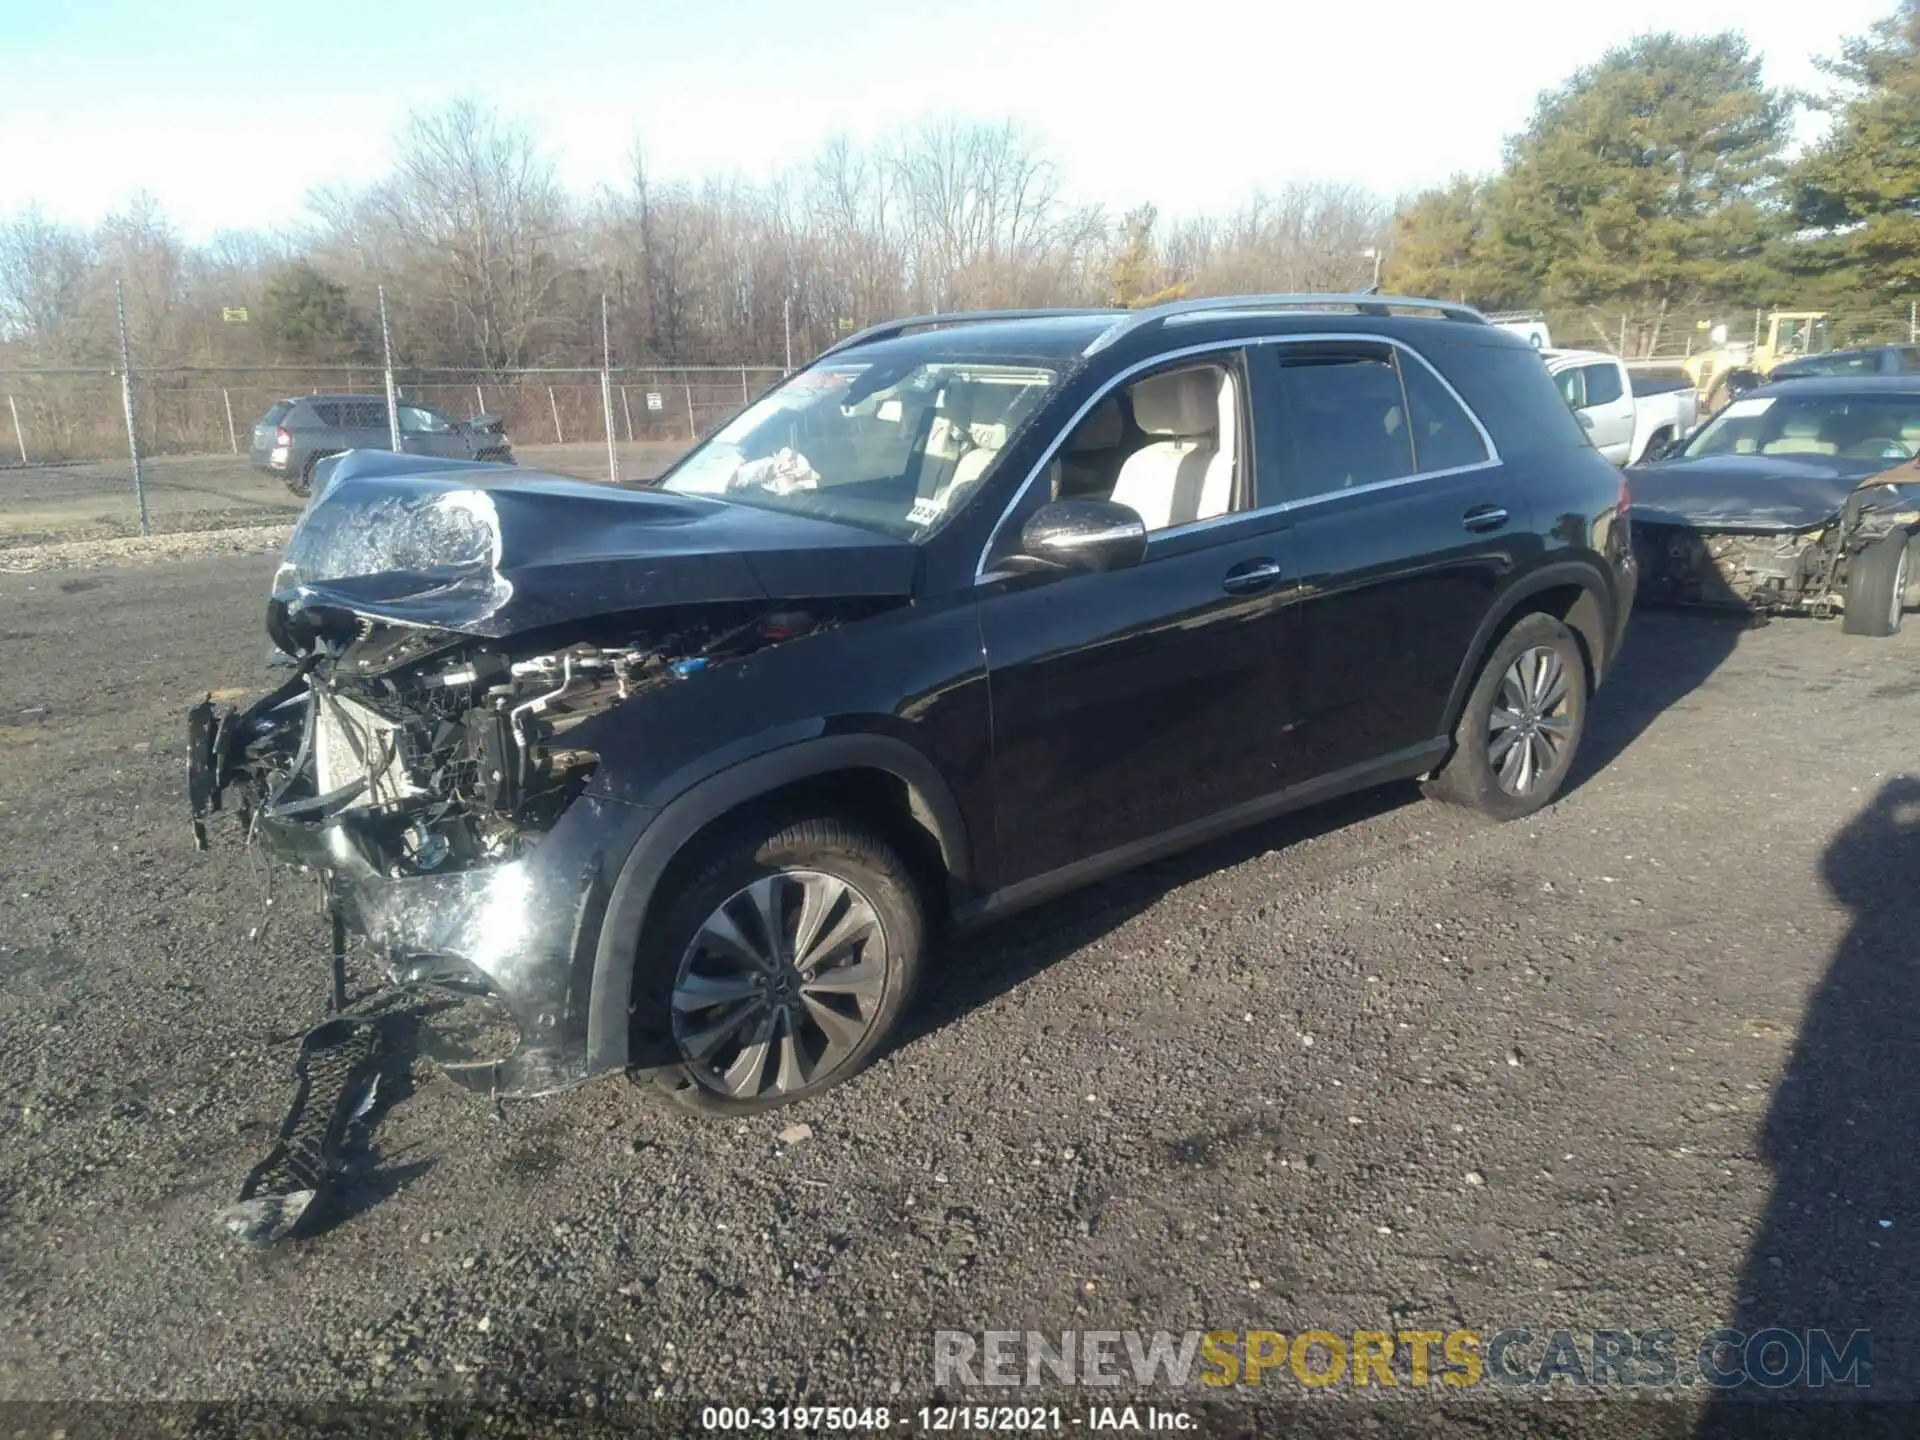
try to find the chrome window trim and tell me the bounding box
[975,331,1503,582]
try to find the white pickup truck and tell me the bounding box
[1543,348,1699,465]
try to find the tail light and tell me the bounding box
[275,427,292,448]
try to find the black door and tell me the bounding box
[1253,339,1529,783]
[978,350,1300,889]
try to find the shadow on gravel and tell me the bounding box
[1698,774,1920,1437]
[906,783,1419,1046]
[1568,606,1748,793]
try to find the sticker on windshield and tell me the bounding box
[906,496,946,527]
[1721,396,1775,418]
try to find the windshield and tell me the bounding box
[1679,391,1920,463]
[658,359,1058,540]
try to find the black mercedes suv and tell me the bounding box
[190,295,1636,1116]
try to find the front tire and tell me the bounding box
[1423,613,1588,820]
[1841,532,1911,638]
[632,814,925,1117]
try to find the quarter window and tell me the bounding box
[1398,355,1491,472]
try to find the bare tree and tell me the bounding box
[0,205,93,353]
[317,99,573,369]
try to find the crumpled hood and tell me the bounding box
[1626,453,1891,532]
[270,452,917,641]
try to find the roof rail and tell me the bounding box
[1083,293,1492,356]
[813,307,1125,362]
[1485,309,1547,323]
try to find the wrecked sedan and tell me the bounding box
[189,297,1635,1116]
[1628,376,1920,636]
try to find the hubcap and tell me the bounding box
[670,870,888,1100]
[1488,645,1575,797]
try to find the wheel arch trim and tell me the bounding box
[1441,559,1618,736]
[583,731,973,1072]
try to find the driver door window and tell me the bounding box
[1047,358,1248,533]
[397,404,453,436]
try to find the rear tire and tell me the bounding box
[631,813,925,1117]
[1423,613,1589,821]
[1841,532,1911,638]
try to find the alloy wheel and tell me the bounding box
[1488,645,1575,797]
[670,870,889,1100]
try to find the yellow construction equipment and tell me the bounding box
[1683,311,1832,411]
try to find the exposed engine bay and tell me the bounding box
[1633,525,1843,616]
[193,601,827,880]
[1633,478,1920,620]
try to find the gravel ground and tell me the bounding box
[0,557,1917,1438]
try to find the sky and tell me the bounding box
[0,0,1897,243]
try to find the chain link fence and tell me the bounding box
[0,284,789,545]
[0,362,785,469]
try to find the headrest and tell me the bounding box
[1066,399,1124,452]
[1131,368,1220,437]
[1779,412,1824,437]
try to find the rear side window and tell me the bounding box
[1431,339,1597,457]
[1270,347,1416,500]
[339,401,387,429]
[308,402,342,426]
[1581,363,1623,406]
[1398,354,1491,472]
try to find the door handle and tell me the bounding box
[1462,505,1509,533]
[1222,558,1284,594]
[1577,412,1595,429]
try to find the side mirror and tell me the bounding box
[1013,499,1148,574]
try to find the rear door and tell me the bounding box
[1257,338,1526,784]
[333,399,392,452]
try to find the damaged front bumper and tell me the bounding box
[189,678,654,1101]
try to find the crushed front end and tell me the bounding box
[188,623,672,1097]
[186,452,882,1098]
[1631,524,1834,617]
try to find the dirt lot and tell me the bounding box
[0,556,1916,1435]
[0,442,691,547]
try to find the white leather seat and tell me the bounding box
[1107,367,1236,530]
[1763,413,1837,455]
[925,383,1011,505]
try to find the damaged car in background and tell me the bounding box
[189,295,1637,1122]
[1628,376,1920,637]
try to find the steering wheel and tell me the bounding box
[1842,439,1915,461]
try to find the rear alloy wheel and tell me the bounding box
[1424,612,1588,821]
[1841,532,1911,638]
[637,816,924,1115]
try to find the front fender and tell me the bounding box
[582,731,975,1073]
